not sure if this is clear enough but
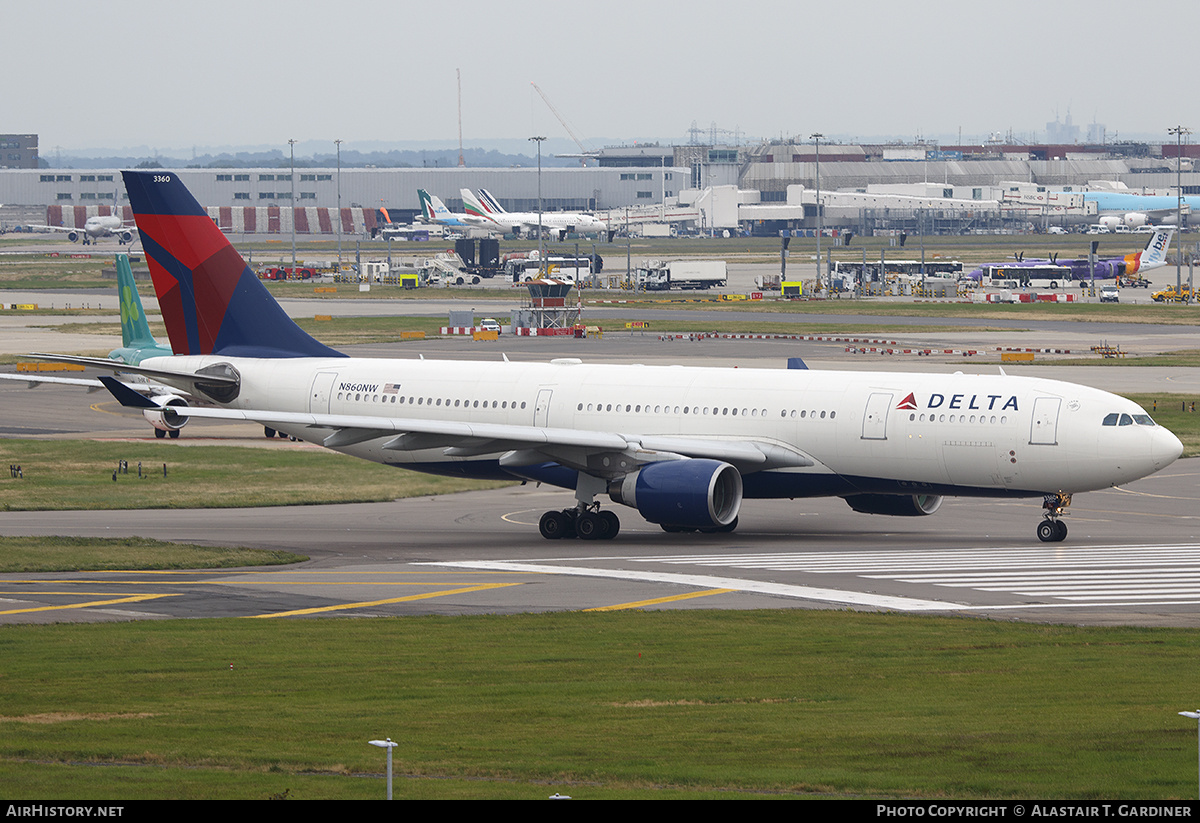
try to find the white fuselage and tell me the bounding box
[145,355,1182,499]
[484,211,606,236]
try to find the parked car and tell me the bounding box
[1099,285,1119,303]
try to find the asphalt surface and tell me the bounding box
[3,288,1200,627]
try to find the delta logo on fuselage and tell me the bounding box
[897,391,1019,412]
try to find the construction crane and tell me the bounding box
[531,82,596,166]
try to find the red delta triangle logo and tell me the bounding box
[896,393,918,410]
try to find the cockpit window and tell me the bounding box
[1104,411,1158,427]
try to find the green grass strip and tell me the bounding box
[0,611,1198,799]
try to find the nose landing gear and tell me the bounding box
[1037,492,1071,543]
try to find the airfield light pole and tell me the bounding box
[335,139,343,273]
[1169,126,1191,301]
[811,133,823,293]
[1179,711,1200,799]
[530,136,546,276]
[288,139,297,277]
[368,737,398,800]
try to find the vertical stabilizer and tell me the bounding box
[477,189,507,214]
[122,171,344,359]
[116,254,157,350]
[460,188,492,223]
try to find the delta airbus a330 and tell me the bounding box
[40,171,1182,544]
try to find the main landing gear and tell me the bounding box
[539,504,621,541]
[1037,492,1072,543]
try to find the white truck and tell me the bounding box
[635,259,727,290]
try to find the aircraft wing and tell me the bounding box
[27,225,79,233]
[0,372,106,391]
[99,378,813,475]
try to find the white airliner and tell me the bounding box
[33,212,136,245]
[462,188,607,239]
[49,171,1182,545]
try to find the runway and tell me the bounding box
[1,461,1198,627]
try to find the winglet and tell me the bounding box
[99,375,156,408]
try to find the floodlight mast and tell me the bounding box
[811,133,823,292]
[368,737,398,800]
[1181,712,1200,799]
[1168,126,1191,301]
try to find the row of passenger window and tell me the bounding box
[577,402,836,420]
[336,391,527,411]
[909,412,1010,425]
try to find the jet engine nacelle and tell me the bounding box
[66,231,80,243]
[1123,213,1149,228]
[118,230,133,244]
[142,394,189,432]
[844,493,943,517]
[608,459,742,530]
[1098,216,1122,231]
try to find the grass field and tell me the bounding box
[0,439,511,512]
[0,535,301,573]
[2,611,1198,799]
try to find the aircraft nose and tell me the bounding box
[1154,426,1184,468]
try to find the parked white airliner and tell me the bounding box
[462,188,607,239]
[53,171,1182,545]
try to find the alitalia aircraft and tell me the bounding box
[40,171,1183,544]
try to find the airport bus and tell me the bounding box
[980,264,1073,290]
[504,254,598,284]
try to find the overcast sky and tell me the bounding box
[10,0,1199,156]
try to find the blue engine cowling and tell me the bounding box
[843,493,942,517]
[608,459,742,529]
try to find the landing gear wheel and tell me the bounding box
[540,511,570,540]
[1037,519,1068,543]
[168,429,180,439]
[576,511,609,541]
[600,510,620,539]
[265,427,276,439]
[154,428,166,439]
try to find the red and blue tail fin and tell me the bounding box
[122,170,344,359]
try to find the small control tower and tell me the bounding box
[517,279,581,334]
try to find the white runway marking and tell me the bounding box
[420,560,964,611]
[424,543,1200,611]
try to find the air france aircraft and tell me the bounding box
[45,171,1182,545]
[462,188,607,240]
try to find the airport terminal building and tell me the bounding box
[1,138,1196,236]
